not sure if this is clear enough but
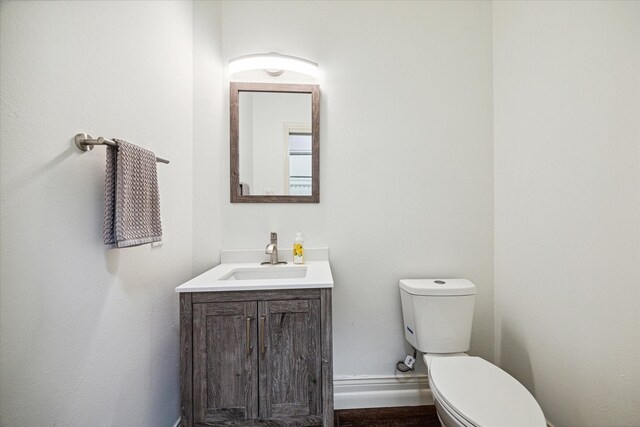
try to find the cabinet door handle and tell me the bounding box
[260,315,266,354]
[246,317,253,356]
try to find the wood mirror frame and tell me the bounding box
[230,82,320,203]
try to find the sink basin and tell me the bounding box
[175,259,333,293]
[221,266,307,281]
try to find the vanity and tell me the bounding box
[176,250,334,427]
[177,76,331,425]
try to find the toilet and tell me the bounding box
[399,279,547,427]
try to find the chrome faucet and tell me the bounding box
[261,232,287,265]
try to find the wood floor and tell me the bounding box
[334,405,441,427]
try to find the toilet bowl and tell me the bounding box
[425,354,546,427]
[399,279,546,427]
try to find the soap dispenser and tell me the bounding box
[293,232,304,264]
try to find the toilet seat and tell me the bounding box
[431,384,475,427]
[428,356,546,427]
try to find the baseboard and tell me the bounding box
[334,374,433,410]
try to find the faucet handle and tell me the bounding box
[270,232,277,243]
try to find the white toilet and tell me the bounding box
[399,279,547,427]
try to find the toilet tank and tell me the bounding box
[399,279,476,353]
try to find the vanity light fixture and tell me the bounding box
[228,52,318,79]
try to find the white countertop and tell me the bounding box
[175,261,334,293]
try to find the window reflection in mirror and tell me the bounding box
[285,126,312,196]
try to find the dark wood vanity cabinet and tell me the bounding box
[180,289,333,427]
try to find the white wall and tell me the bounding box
[221,0,495,376]
[493,1,640,426]
[193,0,224,275]
[0,2,194,425]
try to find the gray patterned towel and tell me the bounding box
[103,139,162,249]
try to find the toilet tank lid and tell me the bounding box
[399,279,476,296]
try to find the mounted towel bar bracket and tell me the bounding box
[74,133,170,164]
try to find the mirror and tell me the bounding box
[230,82,320,203]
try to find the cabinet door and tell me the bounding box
[193,301,258,424]
[259,299,322,419]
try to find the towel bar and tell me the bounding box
[74,133,170,164]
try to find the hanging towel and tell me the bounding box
[103,139,162,249]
